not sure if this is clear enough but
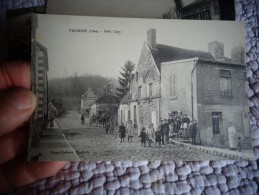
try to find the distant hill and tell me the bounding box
[48,74,118,110]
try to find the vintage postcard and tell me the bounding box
[29,14,253,161]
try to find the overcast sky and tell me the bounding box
[36,14,245,80]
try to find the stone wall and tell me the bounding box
[195,61,250,147]
[196,61,247,105]
[130,42,161,128]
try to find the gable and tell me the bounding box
[135,42,160,82]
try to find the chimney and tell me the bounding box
[208,41,224,60]
[231,46,245,64]
[147,29,157,50]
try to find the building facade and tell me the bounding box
[90,94,119,122]
[30,41,49,145]
[179,0,235,20]
[119,28,249,148]
[81,88,98,116]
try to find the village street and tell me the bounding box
[55,111,228,161]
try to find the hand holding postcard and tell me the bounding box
[29,14,253,161]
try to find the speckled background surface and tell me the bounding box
[1,0,259,194]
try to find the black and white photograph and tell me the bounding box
[28,14,253,161]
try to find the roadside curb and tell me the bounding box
[170,140,254,161]
[54,119,81,161]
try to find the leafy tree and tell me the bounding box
[163,0,183,19]
[116,60,135,99]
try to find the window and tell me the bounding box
[170,74,177,97]
[38,56,44,60]
[38,77,44,80]
[136,72,138,82]
[148,83,153,103]
[38,63,44,67]
[137,86,142,105]
[38,83,44,87]
[38,70,44,73]
[212,112,222,134]
[38,97,44,101]
[128,110,131,121]
[219,69,232,96]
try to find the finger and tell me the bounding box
[0,160,67,193]
[0,88,37,136]
[0,127,28,165]
[0,61,31,90]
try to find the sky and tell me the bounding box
[36,14,245,80]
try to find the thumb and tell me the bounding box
[0,88,37,136]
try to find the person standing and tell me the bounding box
[119,122,126,143]
[175,117,182,137]
[168,114,174,125]
[163,119,170,144]
[81,115,85,125]
[189,120,198,145]
[228,123,237,150]
[105,122,110,134]
[127,120,134,142]
[147,123,155,142]
[140,127,147,147]
[138,120,144,136]
[155,122,162,146]
[157,120,164,145]
[182,114,190,138]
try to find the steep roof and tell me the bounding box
[120,92,132,105]
[149,44,214,71]
[95,94,118,104]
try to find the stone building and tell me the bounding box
[80,88,98,116]
[160,40,249,148]
[90,94,118,119]
[179,0,235,20]
[119,28,249,148]
[30,41,49,145]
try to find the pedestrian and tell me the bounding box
[182,114,190,138]
[175,117,181,137]
[49,115,54,130]
[228,122,237,150]
[189,120,198,144]
[155,120,163,146]
[147,123,155,141]
[110,121,114,134]
[160,120,166,145]
[81,115,85,125]
[138,120,144,136]
[119,122,126,142]
[163,119,170,144]
[237,137,242,152]
[140,127,147,147]
[105,122,110,134]
[127,120,134,142]
[168,113,174,125]
[146,123,155,146]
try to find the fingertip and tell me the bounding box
[0,88,37,136]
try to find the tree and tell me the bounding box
[116,60,135,99]
[163,0,183,19]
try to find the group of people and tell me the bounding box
[118,111,200,146]
[89,113,110,127]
